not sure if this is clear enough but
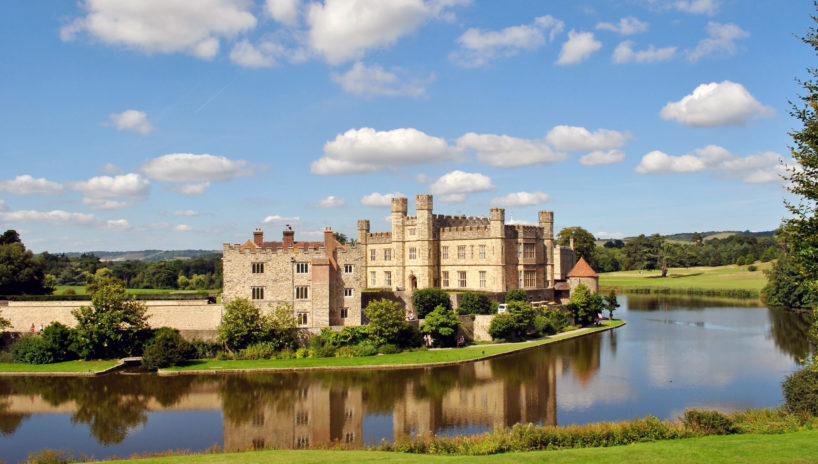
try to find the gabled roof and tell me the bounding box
[567,257,598,278]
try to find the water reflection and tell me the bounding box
[767,308,814,361]
[626,294,764,311]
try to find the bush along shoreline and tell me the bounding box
[600,286,759,299]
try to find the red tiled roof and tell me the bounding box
[567,257,598,278]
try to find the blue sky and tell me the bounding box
[0,0,811,252]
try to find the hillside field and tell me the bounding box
[598,262,771,292]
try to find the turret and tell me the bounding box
[357,219,370,244]
[539,211,555,286]
[489,208,505,237]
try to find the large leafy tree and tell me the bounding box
[0,230,51,295]
[557,226,596,264]
[71,281,149,359]
[364,298,411,346]
[420,305,461,346]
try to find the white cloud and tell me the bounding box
[263,214,301,224]
[82,198,128,209]
[174,210,199,216]
[173,224,192,232]
[456,133,568,168]
[0,209,98,226]
[316,195,346,208]
[106,219,131,230]
[545,126,630,152]
[686,22,749,62]
[451,15,564,67]
[429,170,494,202]
[331,62,432,97]
[142,153,252,184]
[491,191,550,207]
[0,200,6,212]
[635,145,784,182]
[171,182,211,195]
[596,17,648,35]
[361,192,404,207]
[72,173,150,198]
[556,30,601,65]
[311,127,459,175]
[60,0,257,59]
[596,231,625,239]
[0,175,64,195]
[613,40,675,63]
[580,150,627,166]
[266,0,301,26]
[506,217,533,225]
[230,40,275,68]
[660,81,774,127]
[100,163,122,174]
[109,110,154,134]
[674,0,720,15]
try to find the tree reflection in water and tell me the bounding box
[767,308,815,361]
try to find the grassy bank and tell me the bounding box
[599,263,770,298]
[161,320,624,373]
[103,429,818,463]
[0,359,118,374]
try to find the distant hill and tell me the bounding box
[58,250,221,262]
[595,230,775,245]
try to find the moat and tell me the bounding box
[0,295,811,462]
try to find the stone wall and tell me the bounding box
[456,315,494,342]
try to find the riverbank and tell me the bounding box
[599,263,769,298]
[0,359,120,376]
[159,320,625,375]
[103,428,818,463]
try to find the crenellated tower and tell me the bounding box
[539,211,555,286]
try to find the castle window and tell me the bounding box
[370,249,376,261]
[409,247,417,260]
[296,436,309,449]
[344,264,353,273]
[296,262,309,273]
[253,411,265,426]
[296,286,309,299]
[370,271,376,286]
[470,245,474,258]
[251,287,264,300]
[252,262,264,273]
[458,271,467,288]
[479,245,486,259]
[345,407,355,420]
[345,432,355,443]
[442,246,449,259]
[479,271,486,288]
[442,271,449,287]
[457,245,466,259]
[344,288,353,297]
[524,243,535,259]
[384,248,392,261]
[384,271,392,286]
[252,439,265,450]
[524,270,536,288]
[409,228,416,236]
[297,313,308,326]
[341,307,349,319]
[296,410,309,425]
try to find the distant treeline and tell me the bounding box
[592,232,782,272]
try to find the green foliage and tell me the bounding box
[378,343,400,354]
[487,313,518,341]
[412,288,451,319]
[218,298,265,352]
[604,290,620,320]
[141,327,194,369]
[568,284,604,326]
[11,336,55,364]
[364,298,416,347]
[420,305,461,347]
[504,288,527,303]
[0,309,9,331]
[762,254,817,309]
[0,231,51,295]
[558,226,596,264]
[748,265,758,272]
[782,365,818,416]
[355,341,378,356]
[236,341,280,360]
[190,339,221,359]
[308,336,337,358]
[70,281,149,359]
[682,409,737,435]
[41,322,76,362]
[457,292,493,315]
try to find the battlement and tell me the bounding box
[439,225,491,240]
[391,196,408,214]
[416,194,433,211]
[434,214,491,228]
[366,231,393,244]
[504,224,542,239]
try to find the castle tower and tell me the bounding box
[391,196,408,289]
[489,208,507,290]
[415,194,436,288]
[539,211,555,286]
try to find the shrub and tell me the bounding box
[488,313,518,341]
[782,365,818,416]
[505,288,527,303]
[378,343,400,354]
[420,305,461,347]
[141,327,194,369]
[335,346,358,358]
[276,349,295,359]
[12,336,55,364]
[682,409,737,435]
[308,336,336,358]
[364,298,418,347]
[295,347,309,359]
[190,339,221,359]
[237,341,278,360]
[355,341,378,357]
[458,292,493,315]
[412,288,451,319]
[532,315,555,336]
[218,298,264,352]
[41,322,76,362]
[62,288,77,295]
[748,265,758,272]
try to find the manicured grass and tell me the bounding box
[0,360,119,373]
[599,263,771,292]
[162,320,624,373]
[106,429,818,463]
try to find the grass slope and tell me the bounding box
[0,360,118,373]
[163,321,624,373]
[107,429,818,464]
[599,263,770,292]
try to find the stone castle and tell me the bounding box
[222,194,594,328]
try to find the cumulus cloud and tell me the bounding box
[660,81,774,127]
[331,62,433,97]
[0,175,64,195]
[596,17,648,35]
[100,163,122,174]
[635,145,784,183]
[361,192,404,207]
[580,150,626,166]
[311,127,459,175]
[229,40,276,68]
[0,209,98,226]
[60,0,257,59]
[640,0,720,15]
[686,22,749,62]
[262,214,301,224]
[613,40,675,63]
[556,30,601,65]
[0,200,7,212]
[266,0,301,26]
[72,173,150,199]
[173,224,192,232]
[456,133,568,168]
[109,110,154,134]
[82,198,129,210]
[316,195,346,208]
[491,191,550,207]
[451,15,564,67]
[545,126,630,152]
[142,154,252,189]
[174,210,199,216]
[428,170,494,202]
[107,219,131,230]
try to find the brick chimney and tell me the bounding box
[253,229,263,246]
[323,227,336,254]
[283,228,295,248]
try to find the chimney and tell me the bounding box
[569,236,575,250]
[283,228,295,248]
[324,227,336,255]
[253,229,263,246]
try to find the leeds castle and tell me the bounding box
[222,194,594,329]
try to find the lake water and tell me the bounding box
[0,295,811,462]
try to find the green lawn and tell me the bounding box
[0,360,119,373]
[162,320,624,373]
[599,263,771,292]
[107,429,818,464]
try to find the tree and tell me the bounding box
[141,327,194,369]
[420,305,461,347]
[604,290,620,320]
[71,281,149,359]
[505,288,527,303]
[0,309,9,331]
[568,284,603,326]
[0,230,20,245]
[218,298,265,352]
[557,227,596,264]
[457,292,493,315]
[412,288,451,319]
[0,232,51,295]
[364,298,412,346]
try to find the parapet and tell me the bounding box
[391,196,408,214]
[416,194,433,211]
[538,210,554,224]
[357,219,370,232]
[490,208,505,222]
